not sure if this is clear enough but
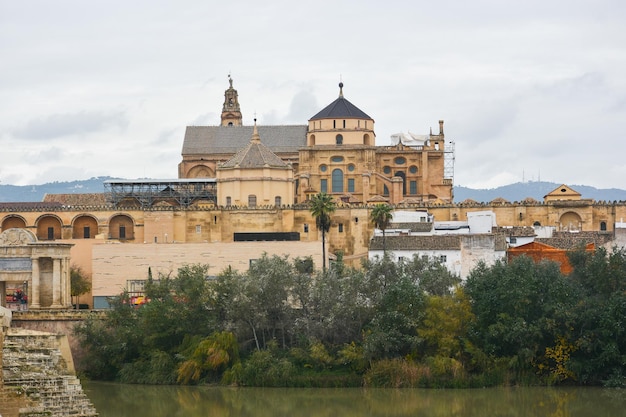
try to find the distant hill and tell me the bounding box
[0,177,120,202]
[1,178,626,204]
[454,181,626,203]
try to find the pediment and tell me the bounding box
[544,184,581,201]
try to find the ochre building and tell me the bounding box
[1,78,626,307]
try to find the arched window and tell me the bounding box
[72,215,98,239]
[533,221,541,226]
[109,214,135,240]
[600,221,607,231]
[248,195,257,207]
[36,215,62,240]
[332,169,344,193]
[336,134,343,145]
[1,215,26,230]
[395,171,406,195]
[275,196,282,206]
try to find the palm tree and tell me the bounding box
[309,192,336,271]
[370,203,393,253]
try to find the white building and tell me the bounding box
[369,210,507,279]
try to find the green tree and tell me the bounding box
[75,264,217,383]
[404,254,461,296]
[177,331,240,384]
[309,192,336,271]
[464,256,576,380]
[568,246,626,386]
[417,288,474,361]
[70,265,91,309]
[362,254,425,360]
[211,254,298,352]
[370,203,393,252]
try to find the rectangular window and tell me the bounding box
[47,227,54,240]
[338,223,344,233]
[275,196,281,206]
[248,195,257,207]
[119,225,126,239]
[127,279,147,294]
[304,224,309,233]
[410,181,417,195]
[439,255,447,263]
[226,196,231,207]
[348,178,355,193]
[196,225,202,234]
[320,179,328,193]
[83,226,90,239]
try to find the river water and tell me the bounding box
[83,382,625,417]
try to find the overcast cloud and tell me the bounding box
[1,0,625,190]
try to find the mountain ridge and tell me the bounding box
[1,177,626,203]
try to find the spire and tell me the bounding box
[251,117,261,143]
[338,81,344,98]
[221,74,243,126]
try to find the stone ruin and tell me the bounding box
[0,305,98,416]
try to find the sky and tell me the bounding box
[1,0,625,190]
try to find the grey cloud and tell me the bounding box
[190,113,215,126]
[13,110,129,140]
[285,90,319,123]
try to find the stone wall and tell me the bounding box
[11,310,105,373]
[1,328,97,416]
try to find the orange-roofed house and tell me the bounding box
[507,241,595,275]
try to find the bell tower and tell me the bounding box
[221,74,243,126]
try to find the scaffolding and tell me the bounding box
[104,179,217,208]
[444,141,455,182]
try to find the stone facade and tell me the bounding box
[1,328,97,416]
[3,195,626,307]
[2,79,626,307]
[0,229,73,311]
[181,78,453,205]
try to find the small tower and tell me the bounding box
[221,74,243,126]
[217,118,294,206]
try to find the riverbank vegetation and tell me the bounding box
[74,247,626,388]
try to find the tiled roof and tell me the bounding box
[370,235,462,251]
[370,233,507,252]
[536,231,613,249]
[492,226,536,237]
[368,195,389,202]
[221,134,289,169]
[309,97,372,120]
[182,125,307,155]
[389,222,434,233]
[0,201,64,210]
[42,193,107,205]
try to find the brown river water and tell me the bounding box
[83,381,625,417]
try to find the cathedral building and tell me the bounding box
[180,77,454,205]
[2,75,626,309]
